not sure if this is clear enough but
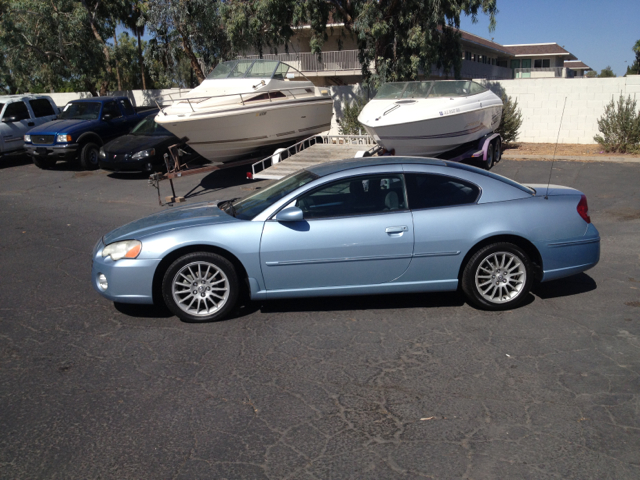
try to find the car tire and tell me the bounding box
[494,138,502,163]
[162,252,239,323]
[462,242,533,310]
[80,142,100,170]
[484,140,495,170]
[33,156,57,169]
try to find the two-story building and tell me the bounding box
[239,25,590,85]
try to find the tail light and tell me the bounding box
[577,195,591,223]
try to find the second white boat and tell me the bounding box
[358,80,503,157]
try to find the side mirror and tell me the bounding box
[102,113,113,121]
[275,207,304,222]
[2,115,18,123]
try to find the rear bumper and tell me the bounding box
[540,224,600,282]
[26,144,79,160]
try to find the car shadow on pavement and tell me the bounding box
[0,153,33,169]
[533,273,597,299]
[260,291,466,314]
[114,302,174,318]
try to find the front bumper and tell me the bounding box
[99,153,162,172]
[92,239,160,304]
[26,143,79,161]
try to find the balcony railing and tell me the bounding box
[240,50,362,73]
[513,67,573,78]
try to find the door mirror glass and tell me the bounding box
[2,116,18,123]
[102,113,113,121]
[275,207,304,222]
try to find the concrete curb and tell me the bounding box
[501,152,640,164]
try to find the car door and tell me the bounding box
[101,101,128,140]
[0,100,34,153]
[260,173,414,293]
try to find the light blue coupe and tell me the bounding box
[92,157,600,322]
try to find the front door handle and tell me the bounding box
[385,226,408,234]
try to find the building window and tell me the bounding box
[464,51,471,61]
[534,59,551,68]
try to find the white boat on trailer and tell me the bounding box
[155,59,334,163]
[358,80,503,158]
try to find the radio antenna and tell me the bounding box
[545,97,567,199]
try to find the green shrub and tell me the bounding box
[594,95,640,153]
[496,94,523,145]
[338,97,367,135]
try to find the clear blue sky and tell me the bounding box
[459,0,640,76]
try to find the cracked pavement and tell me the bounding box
[0,154,639,478]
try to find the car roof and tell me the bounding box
[306,156,534,195]
[69,96,130,103]
[307,156,447,176]
[0,94,53,102]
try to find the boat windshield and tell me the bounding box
[206,59,307,81]
[229,169,319,220]
[374,81,487,100]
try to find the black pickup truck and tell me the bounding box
[25,96,157,170]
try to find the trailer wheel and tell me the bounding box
[494,138,502,163]
[484,141,495,170]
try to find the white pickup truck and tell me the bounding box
[0,95,59,156]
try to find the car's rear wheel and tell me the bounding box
[484,140,495,170]
[80,142,100,170]
[162,252,238,323]
[462,242,533,310]
[33,156,57,169]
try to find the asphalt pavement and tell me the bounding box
[1,153,639,479]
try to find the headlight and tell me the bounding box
[56,134,72,143]
[102,240,142,261]
[99,147,106,159]
[24,134,31,143]
[132,148,155,160]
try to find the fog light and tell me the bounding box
[97,273,108,290]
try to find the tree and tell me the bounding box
[627,39,640,76]
[598,65,616,78]
[221,0,498,87]
[143,0,230,85]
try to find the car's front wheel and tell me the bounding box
[80,142,100,170]
[162,252,238,322]
[462,242,533,310]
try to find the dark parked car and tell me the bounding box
[99,115,190,173]
[25,97,157,170]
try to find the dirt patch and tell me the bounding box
[624,301,640,308]
[504,143,640,158]
[73,171,94,178]
[607,209,640,222]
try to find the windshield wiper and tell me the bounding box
[219,198,239,217]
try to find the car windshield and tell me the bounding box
[229,170,319,220]
[130,116,171,136]
[59,102,102,120]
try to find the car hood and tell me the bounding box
[103,134,175,154]
[30,118,100,136]
[103,200,238,245]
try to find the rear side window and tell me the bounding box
[29,99,56,117]
[102,101,122,119]
[405,173,479,210]
[3,101,30,121]
[118,99,135,115]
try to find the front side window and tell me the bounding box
[118,99,135,115]
[405,173,480,210]
[29,99,56,117]
[3,101,30,121]
[296,174,407,219]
